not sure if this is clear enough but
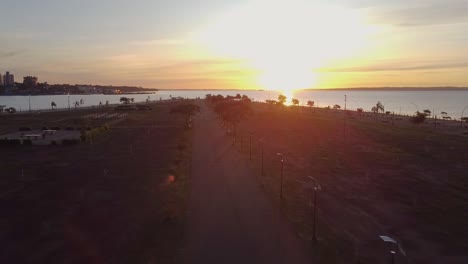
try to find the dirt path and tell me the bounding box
[184,103,312,264]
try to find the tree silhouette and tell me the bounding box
[120,97,130,104]
[411,112,426,124]
[292,98,299,106]
[170,103,200,128]
[423,109,431,117]
[333,104,341,110]
[307,100,314,107]
[214,100,252,135]
[278,94,287,105]
[376,101,384,113]
[51,101,57,110]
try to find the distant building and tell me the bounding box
[3,71,14,86]
[23,76,38,88]
[0,73,2,86]
[77,85,102,94]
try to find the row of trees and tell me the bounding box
[206,94,252,135]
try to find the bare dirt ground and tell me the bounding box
[184,103,313,264]
[0,102,191,264]
[232,103,467,264]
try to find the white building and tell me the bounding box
[77,86,102,94]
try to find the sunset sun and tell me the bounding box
[193,0,378,91]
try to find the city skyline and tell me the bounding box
[1,0,468,91]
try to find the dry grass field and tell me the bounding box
[0,102,192,264]
[233,103,467,264]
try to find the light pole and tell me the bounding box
[308,176,321,241]
[249,133,252,160]
[410,102,419,113]
[240,135,243,152]
[68,94,70,111]
[258,139,264,177]
[344,95,347,139]
[379,235,406,264]
[28,94,31,112]
[460,105,468,128]
[277,153,285,201]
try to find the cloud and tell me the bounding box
[0,49,25,58]
[130,38,188,46]
[370,1,468,27]
[319,60,468,73]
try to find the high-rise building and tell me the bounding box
[0,73,3,86]
[3,71,14,86]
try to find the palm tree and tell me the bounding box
[376,101,384,113]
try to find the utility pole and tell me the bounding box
[261,145,264,176]
[277,153,285,201]
[249,134,252,160]
[309,176,321,241]
[344,95,347,139]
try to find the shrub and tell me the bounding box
[19,127,32,132]
[62,139,79,145]
[51,140,57,145]
[0,139,21,146]
[23,139,33,146]
[411,112,426,124]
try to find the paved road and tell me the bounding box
[185,104,312,264]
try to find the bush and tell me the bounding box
[19,127,32,132]
[23,139,33,146]
[81,125,110,142]
[62,139,79,145]
[0,139,21,146]
[51,140,57,145]
[411,112,426,124]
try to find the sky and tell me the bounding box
[1,0,468,90]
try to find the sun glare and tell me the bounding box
[192,0,378,91]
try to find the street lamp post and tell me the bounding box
[261,144,264,176]
[249,133,252,160]
[308,176,321,241]
[28,94,31,112]
[460,105,468,128]
[344,95,347,139]
[240,135,243,152]
[410,102,419,113]
[379,235,406,264]
[277,153,285,201]
[68,94,70,111]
